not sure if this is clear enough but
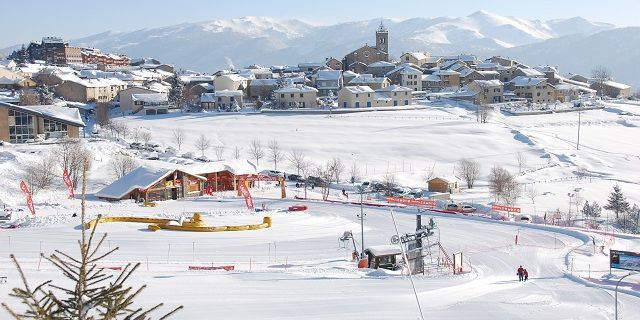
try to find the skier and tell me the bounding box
[523,269,529,281]
[517,265,524,282]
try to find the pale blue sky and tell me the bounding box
[1,0,638,48]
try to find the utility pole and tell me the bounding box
[358,186,366,258]
[577,107,582,150]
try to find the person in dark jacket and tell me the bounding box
[523,269,529,281]
[517,266,524,281]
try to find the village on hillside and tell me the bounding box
[1,7,640,319]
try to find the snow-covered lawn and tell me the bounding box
[1,102,639,318]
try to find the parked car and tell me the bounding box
[306,176,328,188]
[129,142,143,149]
[445,203,460,212]
[145,152,160,160]
[461,205,476,213]
[260,170,284,177]
[519,215,532,223]
[195,155,210,162]
[408,189,424,198]
[180,152,195,159]
[288,174,305,182]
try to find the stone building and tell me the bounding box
[343,23,389,72]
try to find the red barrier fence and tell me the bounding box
[188,265,235,271]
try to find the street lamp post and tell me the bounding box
[357,186,366,259]
[615,271,638,320]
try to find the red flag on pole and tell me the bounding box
[19,180,36,216]
[63,169,75,199]
[238,180,254,210]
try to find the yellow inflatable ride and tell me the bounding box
[85,213,272,232]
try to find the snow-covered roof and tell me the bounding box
[517,67,545,77]
[348,75,388,85]
[477,70,500,76]
[510,76,545,86]
[315,70,342,81]
[131,93,168,103]
[421,74,441,82]
[399,66,423,75]
[0,102,85,127]
[298,62,324,68]
[376,85,412,92]
[0,90,20,103]
[602,80,631,90]
[367,61,395,68]
[0,76,20,85]
[214,90,243,97]
[433,69,460,76]
[186,159,257,176]
[472,79,502,87]
[217,74,247,82]
[386,63,422,76]
[148,82,169,93]
[429,176,459,184]
[342,70,359,77]
[274,84,318,93]
[249,79,278,86]
[458,67,476,78]
[534,65,558,74]
[342,86,374,94]
[195,83,215,91]
[402,52,429,61]
[475,62,499,69]
[374,92,392,101]
[96,166,205,200]
[179,75,215,83]
[366,245,401,256]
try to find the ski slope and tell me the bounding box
[1,198,639,319]
[1,101,640,318]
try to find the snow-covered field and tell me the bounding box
[1,101,639,319]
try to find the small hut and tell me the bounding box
[364,245,402,270]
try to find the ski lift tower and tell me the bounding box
[392,211,438,275]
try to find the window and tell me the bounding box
[404,100,409,105]
[355,102,360,108]
[366,101,371,108]
[280,94,284,98]
[290,94,294,98]
[8,109,35,143]
[43,119,67,139]
[393,101,398,106]
[343,102,347,108]
[356,94,359,98]
[217,97,222,102]
[230,97,235,102]
[299,93,304,98]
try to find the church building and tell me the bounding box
[342,23,390,73]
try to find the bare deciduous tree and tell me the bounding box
[22,155,56,195]
[349,161,360,183]
[140,131,152,146]
[214,145,226,161]
[315,161,334,200]
[489,166,520,205]
[267,139,284,170]
[233,146,241,159]
[327,157,345,183]
[591,65,612,97]
[195,134,211,157]
[515,152,527,174]
[382,172,397,196]
[109,153,137,179]
[288,149,307,175]
[172,129,185,151]
[456,158,480,189]
[131,128,140,143]
[53,139,92,187]
[247,139,264,166]
[526,185,538,204]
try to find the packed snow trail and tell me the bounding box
[1,199,638,319]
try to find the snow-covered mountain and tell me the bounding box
[4,11,634,87]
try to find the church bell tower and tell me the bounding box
[376,21,388,54]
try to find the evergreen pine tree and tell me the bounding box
[604,184,630,219]
[168,74,184,108]
[582,200,591,217]
[590,201,602,218]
